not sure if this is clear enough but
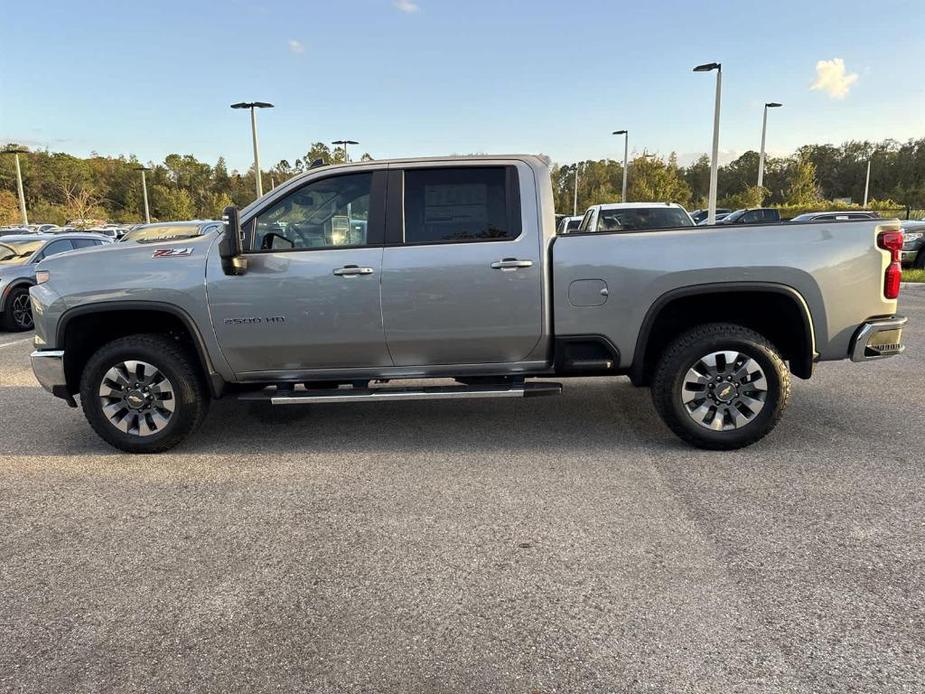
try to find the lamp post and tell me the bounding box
[757,102,782,189]
[1,147,29,225]
[863,159,871,207]
[613,130,628,202]
[693,62,722,224]
[133,166,151,224]
[332,139,359,163]
[572,164,579,216]
[230,101,273,197]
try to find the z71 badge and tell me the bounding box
[152,248,194,258]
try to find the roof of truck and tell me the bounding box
[590,202,687,210]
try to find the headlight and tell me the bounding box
[35,270,50,284]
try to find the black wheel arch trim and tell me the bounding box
[1,279,36,308]
[55,301,225,398]
[631,282,817,384]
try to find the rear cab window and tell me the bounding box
[401,167,520,244]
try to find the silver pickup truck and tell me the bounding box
[29,155,907,453]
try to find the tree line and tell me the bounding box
[1,138,923,226]
[552,138,925,217]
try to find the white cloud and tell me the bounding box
[288,39,305,54]
[810,58,858,99]
[394,0,419,12]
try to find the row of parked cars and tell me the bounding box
[555,203,925,268]
[0,220,221,332]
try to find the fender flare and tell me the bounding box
[56,300,225,397]
[630,281,817,384]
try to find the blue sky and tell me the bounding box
[2,0,923,170]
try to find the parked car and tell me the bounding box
[1,232,111,331]
[690,208,732,224]
[790,211,880,222]
[556,215,584,234]
[900,220,925,268]
[577,203,695,232]
[30,155,905,453]
[119,220,222,244]
[0,227,32,237]
[697,212,731,226]
[715,208,781,225]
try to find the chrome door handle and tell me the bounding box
[490,258,534,270]
[333,265,375,277]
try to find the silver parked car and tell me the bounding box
[0,233,111,331]
[119,220,222,244]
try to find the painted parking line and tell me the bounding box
[0,337,33,349]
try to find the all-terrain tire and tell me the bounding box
[79,334,209,453]
[651,323,790,450]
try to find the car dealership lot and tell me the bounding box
[1,291,923,693]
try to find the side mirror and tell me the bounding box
[220,206,248,276]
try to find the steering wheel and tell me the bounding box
[260,232,296,250]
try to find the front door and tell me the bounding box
[208,170,392,376]
[380,164,544,366]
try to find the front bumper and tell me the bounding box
[30,349,74,405]
[850,316,907,362]
[901,249,920,265]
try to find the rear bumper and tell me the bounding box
[850,316,907,362]
[30,349,73,403]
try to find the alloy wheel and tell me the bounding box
[11,292,33,330]
[98,360,176,436]
[680,350,768,431]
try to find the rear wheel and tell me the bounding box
[79,334,209,453]
[651,323,790,450]
[2,286,34,331]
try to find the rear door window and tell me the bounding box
[401,167,520,244]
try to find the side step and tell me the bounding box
[240,382,562,405]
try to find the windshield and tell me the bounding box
[596,207,693,232]
[120,225,206,244]
[0,240,43,263]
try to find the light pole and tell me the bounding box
[693,62,722,224]
[613,130,628,201]
[572,164,579,216]
[230,101,273,197]
[332,139,359,163]
[757,102,782,189]
[1,147,29,225]
[863,159,871,207]
[133,166,151,224]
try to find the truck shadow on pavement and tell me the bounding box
[4,378,701,458]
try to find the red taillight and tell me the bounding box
[878,230,903,300]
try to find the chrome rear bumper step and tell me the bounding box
[240,382,562,405]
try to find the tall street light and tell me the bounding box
[572,164,579,216]
[332,139,359,163]
[133,166,151,224]
[863,159,871,207]
[230,101,273,197]
[1,147,29,225]
[693,62,722,224]
[613,130,629,202]
[757,102,782,189]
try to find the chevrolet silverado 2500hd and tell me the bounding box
[29,155,907,453]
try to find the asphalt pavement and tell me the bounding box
[1,289,923,693]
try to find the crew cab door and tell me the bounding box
[207,170,391,375]
[379,163,543,366]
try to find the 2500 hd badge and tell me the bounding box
[223,316,286,326]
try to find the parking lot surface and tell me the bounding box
[1,290,923,693]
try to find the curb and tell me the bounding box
[900,282,925,290]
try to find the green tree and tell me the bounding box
[785,156,821,206]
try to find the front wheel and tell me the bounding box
[651,323,790,450]
[79,334,209,453]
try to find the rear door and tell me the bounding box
[379,163,543,366]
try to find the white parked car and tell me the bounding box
[556,215,584,234]
[577,202,695,233]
